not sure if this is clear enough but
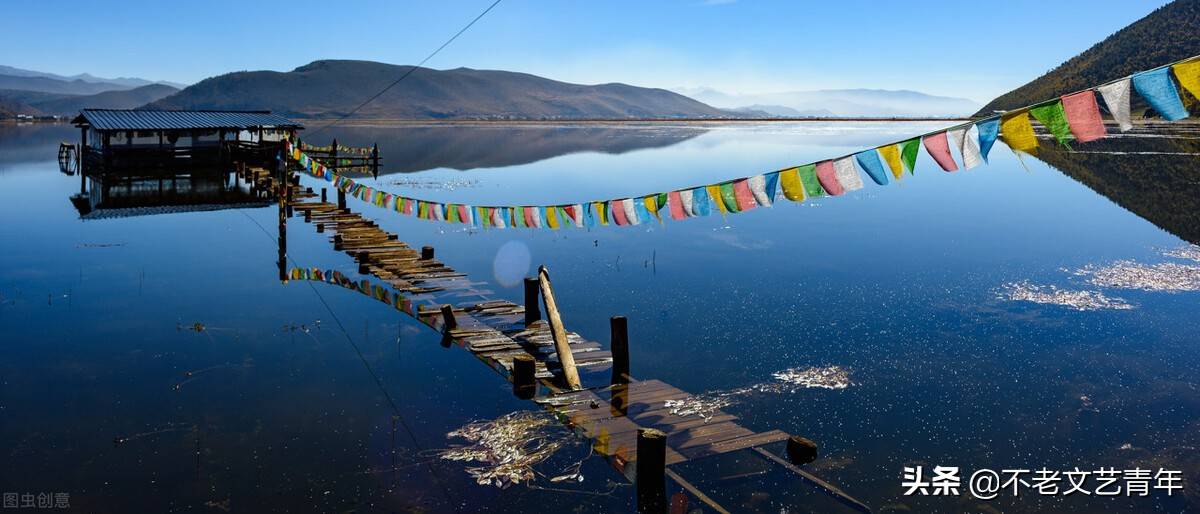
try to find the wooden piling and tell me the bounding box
[420,246,435,260]
[512,354,537,398]
[316,222,324,233]
[786,435,818,465]
[440,304,457,331]
[636,428,667,513]
[611,316,630,384]
[524,277,541,325]
[337,189,346,210]
[537,266,581,390]
[321,187,327,203]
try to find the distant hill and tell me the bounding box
[0,97,41,118]
[0,74,129,96]
[0,65,186,89]
[147,60,732,120]
[977,0,1200,115]
[677,87,979,117]
[24,84,179,115]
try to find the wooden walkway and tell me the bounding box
[247,163,870,513]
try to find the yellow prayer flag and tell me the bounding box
[706,184,727,214]
[1000,112,1038,153]
[643,196,662,224]
[778,167,806,201]
[546,207,560,229]
[1173,60,1200,100]
[877,144,905,180]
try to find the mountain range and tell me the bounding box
[978,0,1200,115]
[677,87,981,118]
[0,65,182,117]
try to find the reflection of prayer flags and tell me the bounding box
[748,175,771,206]
[948,125,983,169]
[668,191,686,220]
[718,183,740,213]
[779,167,806,201]
[545,206,559,229]
[815,161,843,196]
[797,163,825,197]
[833,156,863,192]
[1132,68,1188,121]
[693,186,713,216]
[900,138,920,174]
[582,202,596,227]
[633,198,651,225]
[1173,60,1200,101]
[733,179,758,211]
[612,200,628,225]
[976,118,1000,162]
[523,206,536,227]
[877,144,905,180]
[1061,90,1107,143]
[567,204,583,227]
[679,189,695,217]
[923,131,959,171]
[1000,112,1038,153]
[597,201,609,226]
[1030,100,1074,147]
[477,207,489,228]
[494,207,508,229]
[854,149,889,185]
[531,206,543,228]
[447,204,460,223]
[763,172,780,203]
[707,185,727,214]
[644,195,661,223]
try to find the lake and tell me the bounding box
[1,120,1198,513]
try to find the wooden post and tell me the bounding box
[611,316,630,384]
[337,189,346,210]
[440,304,457,331]
[371,143,379,177]
[316,222,324,233]
[523,277,541,325]
[786,435,818,465]
[512,354,536,399]
[537,266,581,390]
[330,138,338,175]
[636,428,667,513]
[321,187,327,203]
[420,246,435,260]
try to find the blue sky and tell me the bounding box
[1,0,1170,102]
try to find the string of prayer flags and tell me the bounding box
[1097,79,1134,131]
[1132,68,1188,121]
[285,53,1200,233]
[854,149,889,185]
[975,118,1000,162]
[922,131,959,171]
[1029,100,1074,147]
[1000,112,1038,153]
[1061,90,1107,143]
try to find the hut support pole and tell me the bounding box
[536,266,581,390]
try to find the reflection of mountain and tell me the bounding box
[1030,125,1200,244]
[0,124,77,167]
[312,124,706,174]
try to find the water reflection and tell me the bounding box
[70,167,270,220]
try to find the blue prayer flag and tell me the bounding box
[854,150,889,186]
[1132,68,1188,121]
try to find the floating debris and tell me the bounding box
[1074,261,1200,293]
[1163,244,1200,263]
[997,281,1135,311]
[75,242,126,248]
[385,178,478,191]
[665,366,853,419]
[440,411,579,489]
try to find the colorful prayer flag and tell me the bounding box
[668,191,686,219]
[612,200,628,225]
[693,186,713,216]
[833,156,863,192]
[815,160,843,196]
[748,175,772,206]
[922,131,959,171]
[976,118,1000,162]
[797,163,825,197]
[718,182,740,213]
[779,167,806,201]
[1172,60,1200,101]
[1132,68,1188,121]
[854,149,889,185]
[679,189,695,217]
[877,144,905,180]
[1061,90,1106,143]
[948,125,983,170]
[1030,100,1074,147]
[900,138,920,174]
[1000,111,1038,153]
[707,185,728,214]
[733,179,758,211]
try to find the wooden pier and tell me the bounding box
[248,159,870,513]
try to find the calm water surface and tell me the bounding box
[1,121,1198,513]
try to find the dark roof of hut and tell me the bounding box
[71,109,302,131]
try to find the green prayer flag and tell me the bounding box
[719,182,740,213]
[446,204,460,223]
[900,138,920,174]
[796,164,826,198]
[656,192,669,210]
[1030,101,1074,148]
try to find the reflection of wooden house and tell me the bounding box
[69,167,271,220]
[71,109,302,170]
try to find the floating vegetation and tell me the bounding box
[178,322,206,332]
[1074,261,1200,292]
[1163,244,1200,263]
[664,366,853,420]
[440,411,582,489]
[282,320,322,333]
[385,178,478,191]
[997,281,1135,311]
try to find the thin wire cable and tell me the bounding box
[306,0,503,138]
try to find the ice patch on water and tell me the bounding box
[440,411,580,489]
[998,281,1134,311]
[1163,244,1200,264]
[1073,260,1200,293]
[663,366,852,420]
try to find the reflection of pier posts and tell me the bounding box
[636,428,667,514]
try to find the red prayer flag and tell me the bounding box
[923,132,958,171]
[668,191,686,220]
[1062,90,1107,143]
[733,179,758,211]
[815,160,844,196]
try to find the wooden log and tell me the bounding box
[524,277,541,326]
[420,246,435,260]
[611,316,630,384]
[337,189,346,210]
[321,187,327,203]
[537,266,581,390]
[440,304,457,331]
[636,428,667,513]
[316,222,324,233]
[786,435,818,465]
